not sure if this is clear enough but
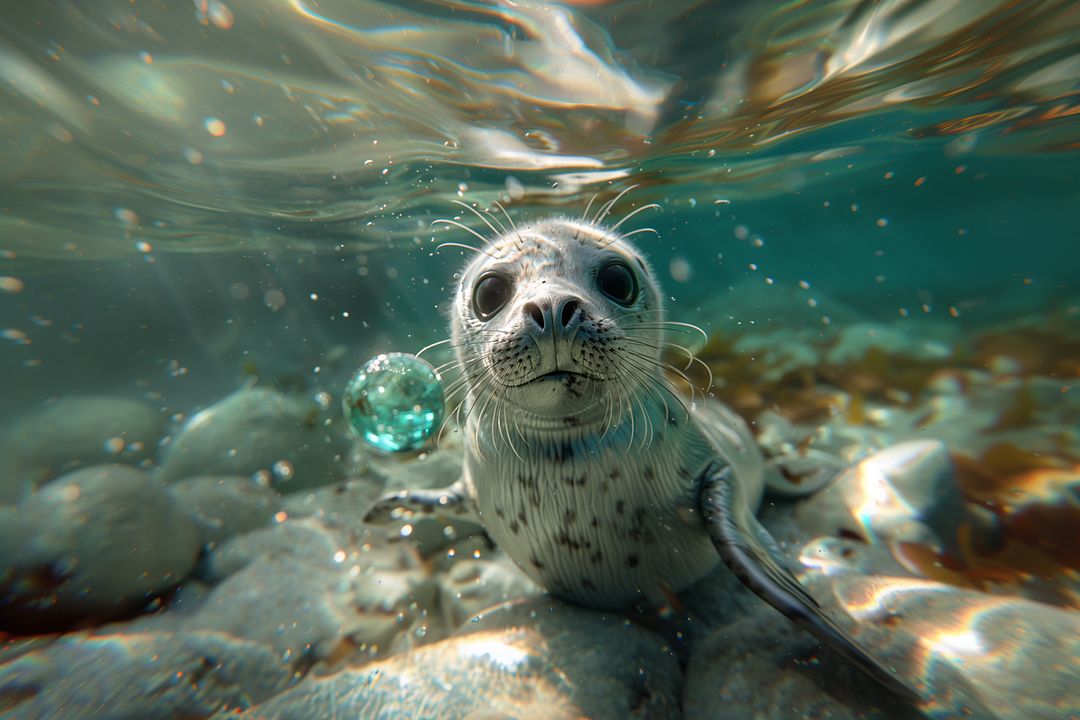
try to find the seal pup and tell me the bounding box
[366,195,915,699]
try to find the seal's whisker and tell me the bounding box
[622,354,678,423]
[580,192,600,226]
[435,242,496,259]
[424,340,490,365]
[627,321,709,341]
[467,321,515,333]
[440,366,467,386]
[593,184,639,226]
[452,200,502,240]
[602,307,686,323]
[619,355,680,417]
[635,374,656,450]
[618,354,691,422]
[441,374,476,400]
[431,346,486,369]
[620,336,696,368]
[500,402,526,461]
[687,354,713,393]
[616,337,713,394]
[637,384,654,450]
[445,361,488,401]
[598,388,615,442]
[618,227,658,242]
[493,399,509,454]
[440,392,467,423]
[492,200,522,250]
[416,337,457,358]
[433,219,495,248]
[594,307,673,327]
[664,341,697,371]
[456,386,492,458]
[482,206,508,234]
[469,375,503,457]
[512,404,530,449]
[610,203,660,232]
[437,371,488,446]
[436,351,488,376]
[625,348,703,405]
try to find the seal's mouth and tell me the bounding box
[523,370,599,385]
[528,371,573,384]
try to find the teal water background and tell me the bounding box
[1,0,1077,427]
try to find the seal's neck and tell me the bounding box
[467,392,682,460]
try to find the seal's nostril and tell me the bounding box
[560,299,581,328]
[524,302,544,330]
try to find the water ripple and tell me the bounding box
[0,0,1076,257]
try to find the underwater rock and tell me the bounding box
[682,600,913,720]
[794,440,998,562]
[707,279,862,334]
[0,465,200,625]
[366,434,464,496]
[167,476,281,549]
[754,411,848,497]
[951,457,1080,598]
[191,518,437,663]
[350,546,445,659]
[0,630,293,719]
[0,396,166,503]
[281,478,383,532]
[238,598,682,719]
[732,328,823,382]
[199,517,344,583]
[435,555,542,628]
[183,555,372,665]
[826,321,953,365]
[803,570,1080,720]
[362,435,488,556]
[162,579,211,617]
[822,369,1079,461]
[157,387,349,491]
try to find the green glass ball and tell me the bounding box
[343,353,444,453]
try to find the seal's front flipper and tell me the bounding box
[364,479,479,524]
[699,462,919,703]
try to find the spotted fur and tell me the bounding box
[445,217,763,609]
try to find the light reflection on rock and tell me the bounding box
[795,440,999,563]
[0,630,293,719]
[0,396,166,502]
[0,465,201,625]
[238,599,681,719]
[157,387,349,491]
[812,572,1080,720]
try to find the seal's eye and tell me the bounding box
[597,260,638,306]
[472,272,512,320]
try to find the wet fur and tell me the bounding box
[442,214,763,608]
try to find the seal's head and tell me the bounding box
[451,217,664,426]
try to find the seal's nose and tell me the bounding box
[558,298,581,328]
[523,297,582,333]
[524,301,545,330]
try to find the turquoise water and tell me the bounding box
[2,1,1076,413]
[1,1,1079,718]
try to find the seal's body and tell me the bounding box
[468,390,760,609]
[368,205,915,700]
[447,217,762,608]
